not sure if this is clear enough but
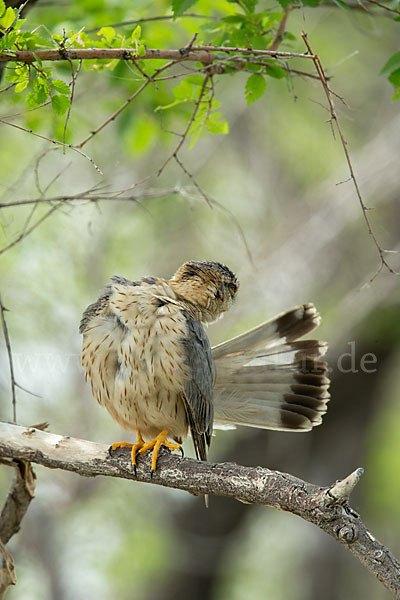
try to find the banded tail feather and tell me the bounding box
[212,303,329,432]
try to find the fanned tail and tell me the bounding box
[212,303,330,432]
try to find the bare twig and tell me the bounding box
[0,187,189,208]
[270,8,290,51]
[364,0,400,14]
[0,422,400,598]
[129,58,158,90]
[0,296,17,422]
[76,60,175,148]
[301,32,397,281]
[86,13,219,34]
[62,57,81,146]
[0,202,62,255]
[157,74,210,176]
[0,119,102,173]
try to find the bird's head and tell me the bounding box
[170,260,239,322]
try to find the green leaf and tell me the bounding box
[97,26,116,44]
[137,44,146,57]
[265,63,286,79]
[276,0,291,9]
[381,51,400,75]
[131,25,141,42]
[14,79,29,92]
[27,85,49,107]
[245,73,266,104]
[388,67,400,87]
[30,77,50,105]
[332,0,350,9]
[172,0,198,18]
[0,6,15,29]
[206,113,229,135]
[392,89,400,101]
[51,79,70,94]
[302,0,320,6]
[185,75,206,86]
[51,94,71,115]
[173,78,193,100]
[32,36,53,48]
[154,99,183,111]
[0,0,5,17]
[222,15,246,23]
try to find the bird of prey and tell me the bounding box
[80,260,329,475]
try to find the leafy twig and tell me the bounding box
[0,118,102,173]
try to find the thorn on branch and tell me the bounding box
[329,467,364,501]
[179,32,199,56]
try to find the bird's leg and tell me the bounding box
[137,429,183,476]
[110,430,146,475]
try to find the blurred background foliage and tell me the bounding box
[1,0,400,598]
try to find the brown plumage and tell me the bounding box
[80,261,329,473]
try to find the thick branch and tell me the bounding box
[0,422,399,597]
[0,459,35,544]
[0,457,35,598]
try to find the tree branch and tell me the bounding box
[0,46,314,64]
[0,457,36,597]
[0,421,399,597]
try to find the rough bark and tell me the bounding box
[0,421,400,597]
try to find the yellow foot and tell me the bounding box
[137,429,183,476]
[109,431,146,475]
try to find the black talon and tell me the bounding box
[180,446,184,458]
[133,463,137,477]
[150,469,155,479]
[108,445,113,457]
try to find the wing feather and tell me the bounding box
[181,313,215,460]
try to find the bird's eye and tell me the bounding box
[227,283,237,297]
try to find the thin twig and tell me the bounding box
[270,8,290,51]
[0,119,102,173]
[157,74,210,176]
[364,0,400,14]
[0,187,188,208]
[0,296,17,423]
[301,31,397,281]
[76,60,175,148]
[174,155,254,266]
[0,202,62,255]
[86,13,219,34]
[62,57,81,146]
[129,58,159,90]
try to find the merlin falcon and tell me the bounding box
[80,261,330,474]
